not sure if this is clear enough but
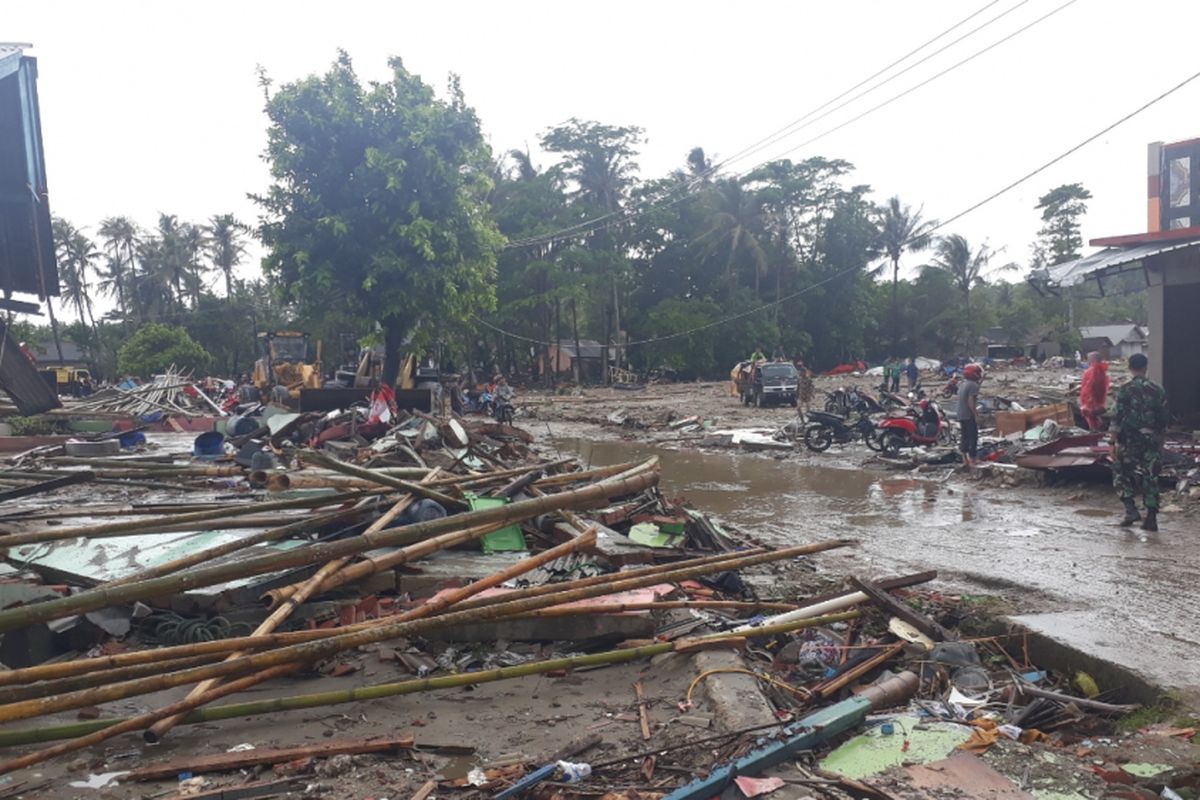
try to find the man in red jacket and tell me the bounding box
[1079,351,1110,430]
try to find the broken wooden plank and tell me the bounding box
[410,779,438,800]
[0,470,94,503]
[849,576,955,642]
[126,735,417,781]
[634,681,652,741]
[162,777,302,800]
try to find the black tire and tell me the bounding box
[804,424,834,452]
[864,430,883,452]
[881,431,907,458]
[824,398,839,414]
[790,395,798,408]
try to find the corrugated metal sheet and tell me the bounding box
[0,46,59,298]
[0,321,60,414]
[1031,238,1200,288]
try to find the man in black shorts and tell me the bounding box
[957,363,982,467]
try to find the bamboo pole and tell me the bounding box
[168,528,603,742]
[0,663,304,775]
[0,538,845,723]
[520,600,800,617]
[299,451,466,511]
[0,611,860,752]
[0,652,225,704]
[146,469,446,741]
[0,458,659,633]
[0,542,752,688]
[0,488,389,549]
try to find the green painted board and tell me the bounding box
[465,493,527,553]
[821,716,972,779]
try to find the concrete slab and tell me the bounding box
[690,649,777,730]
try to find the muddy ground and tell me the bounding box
[4,371,1199,800]
[522,370,1200,710]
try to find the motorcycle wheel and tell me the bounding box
[497,406,514,425]
[864,430,883,451]
[824,398,839,414]
[881,431,907,458]
[804,424,834,452]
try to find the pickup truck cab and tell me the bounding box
[737,362,799,407]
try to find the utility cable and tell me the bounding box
[503,0,1017,249]
[474,64,1200,349]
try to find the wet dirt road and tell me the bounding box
[563,436,1200,702]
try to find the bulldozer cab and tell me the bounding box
[253,331,322,399]
[260,331,308,364]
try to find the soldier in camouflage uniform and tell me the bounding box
[1111,353,1169,531]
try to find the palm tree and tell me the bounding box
[700,177,769,300]
[878,196,936,350]
[97,216,140,323]
[926,234,1015,312]
[51,218,100,330]
[178,222,211,307]
[206,214,249,299]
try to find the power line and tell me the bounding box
[761,0,1079,166]
[505,0,1077,251]
[503,0,1018,249]
[477,64,1200,349]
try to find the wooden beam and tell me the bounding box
[848,576,955,642]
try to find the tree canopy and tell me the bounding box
[117,323,212,377]
[255,52,503,382]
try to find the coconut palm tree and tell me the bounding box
[206,214,249,299]
[926,234,1015,312]
[51,218,100,331]
[178,222,211,307]
[878,196,937,350]
[97,216,140,323]
[700,177,769,300]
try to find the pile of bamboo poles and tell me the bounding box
[67,369,226,418]
[0,442,867,777]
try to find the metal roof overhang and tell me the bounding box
[1029,238,1200,289]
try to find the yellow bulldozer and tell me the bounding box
[252,331,322,401]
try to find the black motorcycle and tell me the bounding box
[803,410,883,452]
[823,386,885,417]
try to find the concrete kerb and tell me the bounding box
[690,649,778,730]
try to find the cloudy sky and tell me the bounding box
[8,0,1200,316]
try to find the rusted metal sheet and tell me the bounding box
[0,322,60,414]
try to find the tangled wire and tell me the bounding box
[138,612,254,645]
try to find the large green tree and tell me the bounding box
[257,52,502,383]
[1033,183,1092,267]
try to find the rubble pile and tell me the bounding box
[0,382,1192,798]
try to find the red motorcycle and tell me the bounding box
[877,399,955,456]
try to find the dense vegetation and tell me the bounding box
[25,54,1146,383]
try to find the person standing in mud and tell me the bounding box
[1111,353,1168,531]
[957,363,982,468]
[905,357,920,391]
[796,361,815,416]
[1079,351,1110,431]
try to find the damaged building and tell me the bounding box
[1033,135,1200,422]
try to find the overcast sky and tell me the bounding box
[8,0,1200,319]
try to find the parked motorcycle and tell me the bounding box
[803,410,883,452]
[876,400,955,456]
[823,386,885,417]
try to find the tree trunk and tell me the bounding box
[611,275,621,374]
[571,298,582,384]
[552,297,560,391]
[381,316,407,386]
[891,257,900,352]
[224,266,234,300]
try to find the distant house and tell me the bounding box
[545,339,610,382]
[28,339,90,369]
[982,327,1061,361]
[1079,324,1148,360]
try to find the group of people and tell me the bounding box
[954,353,1169,532]
[882,357,921,393]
